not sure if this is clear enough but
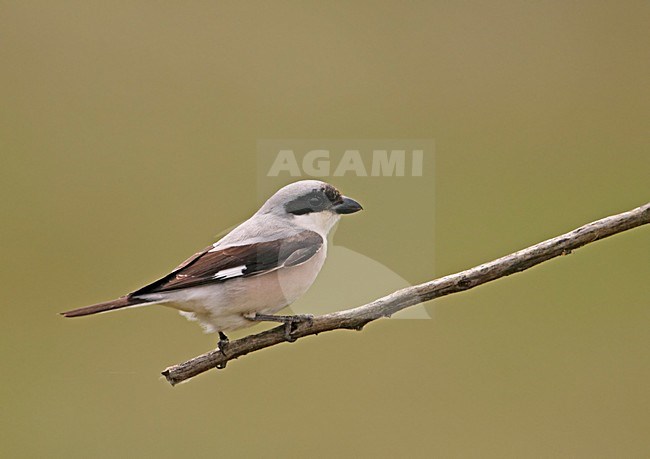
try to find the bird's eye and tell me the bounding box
[308,196,324,208]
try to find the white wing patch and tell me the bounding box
[212,265,246,280]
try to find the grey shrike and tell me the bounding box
[61,180,362,345]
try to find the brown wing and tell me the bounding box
[129,230,323,296]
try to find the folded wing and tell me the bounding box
[130,230,323,296]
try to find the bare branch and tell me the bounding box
[162,202,650,386]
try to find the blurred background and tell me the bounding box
[1,1,648,457]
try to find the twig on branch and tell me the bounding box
[162,202,650,386]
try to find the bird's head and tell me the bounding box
[259,180,363,235]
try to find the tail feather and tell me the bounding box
[60,296,150,318]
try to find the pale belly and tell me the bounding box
[141,247,327,333]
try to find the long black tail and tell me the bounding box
[60,296,150,318]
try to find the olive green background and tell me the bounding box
[1,1,649,458]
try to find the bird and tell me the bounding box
[61,180,363,348]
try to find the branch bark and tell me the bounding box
[162,202,650,386]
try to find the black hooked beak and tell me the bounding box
[333,196,363,214]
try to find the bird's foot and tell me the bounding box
[244,313,313,342]
[217,331,230,357]
[282,314,314,342]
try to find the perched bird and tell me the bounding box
[61,180,362,346]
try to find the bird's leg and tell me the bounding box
[244,313,313,342]
[217,331,230,358]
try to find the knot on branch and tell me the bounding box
[456,277,472,289]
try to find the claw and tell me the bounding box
[245,313,314,342]
[283,320,296,342]
[283,314,313,342]
[217,331,230,356]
